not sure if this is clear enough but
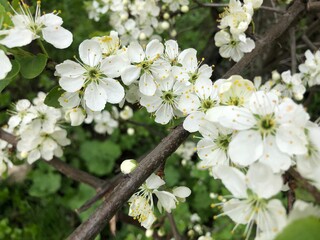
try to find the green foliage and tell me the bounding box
[16,53,48,79]
[44,86,64,108]
[275,217,320,240]
[80,140,121,176]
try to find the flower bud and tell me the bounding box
[120,106,133,120]
[120,159,137,174]
[145,229,153,238]
[160,21,170,30]
[65,108,85,126]
[163,12,170,20]
[272,70,280,81]
[127,127,135,135]
[139,32,147,41]
[181,5,189,13]
[170,29,177,38]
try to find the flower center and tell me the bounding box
[256,114,276,135]
[201,99,215,112]
[214,134,232,151]
[85,68,102,82]
[226,96,243,106]
[161,91,175,105]
[189,72,199,84]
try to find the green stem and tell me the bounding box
[37,39,49,57]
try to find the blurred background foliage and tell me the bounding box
[1,0,320,240]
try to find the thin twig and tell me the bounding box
[302,34,318,51]
[290,27,297,73]
[167,213,182,240]
[193,0,285,14]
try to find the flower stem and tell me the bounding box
[37,39,49,57]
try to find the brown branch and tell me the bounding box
[0,129,105,189]
[67,125,189,240]
[66,1,307,239]
[193,0,285,14]
[290,27,297,74]
[223,0,306,78]
[307,1,320,12]
[288,168,320,204]
[167,213,182,240]
[302,34,318,51]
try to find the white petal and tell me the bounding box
[139,73,156,96]
[100,55,127,78]
[146,173,165,189]
[79,40,102,67]
[127,42,145,63]
[215,165,248,198]
[84,82,108,111]
[0,50,12,79]
[247,162,283,198]
[55,60,85,77]
[276,124,307,155]
[249,91,278,116]
[165,40,179,60]
[206,106,255,130]
[121,65,141,85]
[172,186,191,198]
[100,78,124,104]
[228,130,263,166]
[259,135,292,173]
[178,93,200,115]
[155,103,173,124]
[39,13,63,26]
[42,26,73,49]
[0,28,33,48]
[59,76,85,92]
[154,190,177,213]
[183,112,205,132]
[146,39,164,59]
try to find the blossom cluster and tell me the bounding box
[214,0,263,62]
[121,160,191,229]
[85,0,190,44]
[0,0,73,80]
[7,92,70,164]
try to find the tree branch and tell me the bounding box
[288,168,320,204]
[66,1,307,239]
[167,213,182,240]
[0,128,105,189]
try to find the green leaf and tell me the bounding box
[80,140,121,176]
[0,4,12,26]
[16,53,48,79]
[0,60,20,93]
[44,86,64,108]
[28,170,62,197]
[275,217,320,240]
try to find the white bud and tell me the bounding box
[127,127,135,135]
[170,29,177,38]
[294,93,303,101]
[157,228,165,237]
[163,12,170,20]
[120,159,137,174]
[139,32,147,41]
[145,229,153,238]
[120,13,128,21]
[272,70,280,81]
[160,21,170,30]
[120,106,133,120]
[181,5,189,13]
[122,0,128,4]
[20,151,28,158]
[65,108,86,126]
